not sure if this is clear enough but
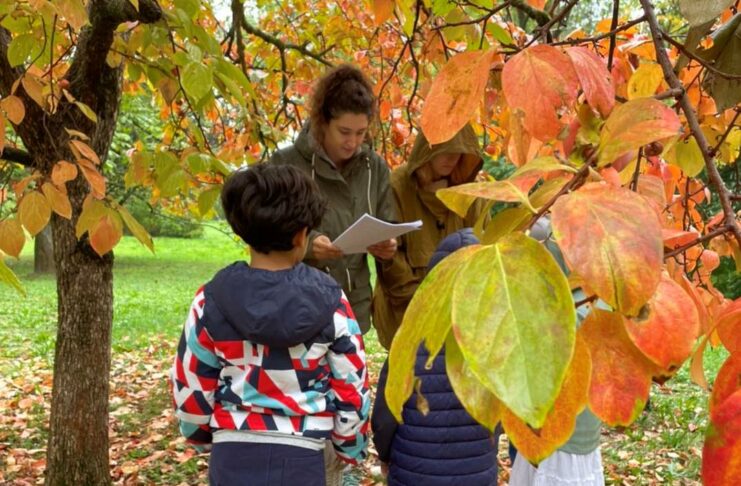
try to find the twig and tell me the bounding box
[664,225,731,259]
[640,0,741,249]
[575,294,598,307]
[0,147,34,166]
[661,30,741,80]
[525,156,594,230]
[709,108,740,157]
[630,147,643,191]
[550,15,646,46]
[607,0,620,70]
[432,1,512,30]
[653,87,684,100]
[523,0,580,48]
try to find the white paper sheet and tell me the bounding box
[332,213,422,254]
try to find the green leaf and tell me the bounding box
[181,62,213,102]
[487,23,513,45]
[666,136,705,177]
[679,0,734,27]
[7,34,39,67]
[215,72,246,106]
[481,207,531,244]
[118,205,154,252]
[174,0,200,18]
[699,13,741,112]
[198,187,221,217]
[451,232,576,427]
[74,101,98,123]
[386,245,483,421]
[0,258,25,296]
[445,334,503,431]
[437,175,539,217]
[511,156,577,179]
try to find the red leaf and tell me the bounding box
[581,309,657,426]
[623,274,700,371]
[565,47,615,117]
[710,355,741,414]
[502,45,579,141]
[702,389,741,486]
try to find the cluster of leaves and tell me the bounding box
[375,1,740,485]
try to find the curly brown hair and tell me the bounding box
[309,64,376,141]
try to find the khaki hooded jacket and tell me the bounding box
[372,125,488,349]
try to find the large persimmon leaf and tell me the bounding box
[502,45,579,141]
[0,218,25,258]
[502,333,591,463]
[597,98,681,166]
[702,389,741,486]
[715,298,741,355]
[436,174,540,217]
[419,49,495,145]
[386,246,483,421]
[581,309,655,425]
[565,47,615,117]
[445,334,503,432]
[551,183,663,316]
[18,191,51,236]
[451,232,575,427]
[623,274,700,371]
[710,355,741,414]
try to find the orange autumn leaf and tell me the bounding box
[502,333,591,463]
[89,214,122,256]
[715,299,741,355]
[623,273,700,371]
[551,183,663,316]
[581,309,656,426]
[41,182,72,219]
[78,160,106,198]
[420,49,495,145]
[371,0,394,26]
[51,160,79,187]
[502,45,578,141]
[565,47,615,117]
[0,95,25,124]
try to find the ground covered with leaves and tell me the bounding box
[0,229,726,485]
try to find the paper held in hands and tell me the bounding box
[332,213,422,255]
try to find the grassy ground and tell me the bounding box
[0,226,727,485]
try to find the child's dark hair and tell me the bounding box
[221,164,326,253]
[310,64,376,139]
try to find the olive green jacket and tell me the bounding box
[373,125,488,349]
[269,126,396,332]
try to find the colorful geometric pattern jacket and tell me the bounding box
[170,261,370,464]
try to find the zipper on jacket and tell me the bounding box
[346,268,353,292]
[366,157,373,216]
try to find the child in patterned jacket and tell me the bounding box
[170,164,370,485]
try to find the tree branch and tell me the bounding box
[661,30,741,80]
[237,11,333,67]
[664,225,733,259]
[640,0,741,249]
[607,0,620,70]
[510,0,551,26]
[0,147,34,167]
[523,0,580,48]
[551,15,647,46]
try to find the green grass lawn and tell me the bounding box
[0,226,728,485]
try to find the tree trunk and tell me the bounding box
[45,208,114,486]
[34,225,55,275]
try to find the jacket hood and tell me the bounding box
[428,228,480,271]
[205,262,342,347]
[406,124,483,183]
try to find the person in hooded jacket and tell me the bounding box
[269,64,397,336]
[373,124,489,349]
[372,228,499,486]
[170,164,369,486]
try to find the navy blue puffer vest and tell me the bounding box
[386,345,498,486]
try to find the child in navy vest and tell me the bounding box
[372,229,499,486]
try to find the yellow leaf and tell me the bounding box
[117,205,154,252]
[41,182,72,219]
[0,258,26,296]
[76,199,107,238]
[0,218,26,257]
[89,214,122,256]
[74,101,98,123]
[0,95,25,124]
[64,128,90,140]
[627,63,664,99]
[18,191,51,236]
[21,75,45,109]
[51,161,79,186]
[666,136,705,177]
[56,0,89,30]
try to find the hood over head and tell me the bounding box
[407,124,483,184]
[205,262,342,347]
